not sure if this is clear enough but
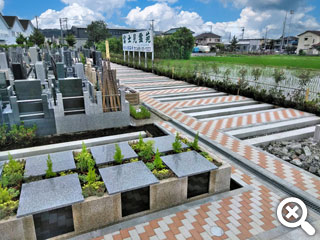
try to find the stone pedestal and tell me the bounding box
[314,125,320,142]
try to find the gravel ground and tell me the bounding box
[262,137,320,177]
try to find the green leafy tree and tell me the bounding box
[87,21,110,45]
[114,144,124,164]
[16,33,26,45]
[45,155,57,178]
[230,36,238,52]
[28,29,45,46]
[172,133,182,153]
[138,140,154,161]
[153,149,164,170]
[66,34,76,47]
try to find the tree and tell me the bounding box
[28,29,45,46]
[230,36,238,52]
[216,43,225,52]
[87,21,110,45]
[66,34,76,48]
[16,33,26,45]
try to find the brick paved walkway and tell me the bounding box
[88,64,320,240]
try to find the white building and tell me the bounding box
[0,14,35,45]
[297,30,320,55]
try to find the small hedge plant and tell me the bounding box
[45,155,57,178]
[0,184,19,220]
[172,133,182,153]
[82,166,105,198]
[114,144,124,164]
[0,154,24,188]
[130,105,151,119]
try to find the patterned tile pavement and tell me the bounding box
[88,64,320,240]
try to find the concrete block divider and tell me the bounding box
[0,131,147,161]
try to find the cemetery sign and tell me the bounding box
[122,30,153,53]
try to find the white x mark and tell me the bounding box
[286,205,299,219]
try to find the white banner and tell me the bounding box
[122,30,153,53]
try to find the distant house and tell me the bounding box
[0,15,10,44]
[18,19,35,37]
[108,28,136,38]
[163,27,195,35]
[40,28,62,44]
[237,39,266,52]
[195,33,221,48]
[2,15,33,44]
[297,31,320,55]
[273,36,298,51]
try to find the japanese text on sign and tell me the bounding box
[122,30,153,52]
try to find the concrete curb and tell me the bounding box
[0,131,147,161]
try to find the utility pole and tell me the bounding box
[264,27,268,50]
[35,16,39,29]
[59,18,68,45]
[286,10,294,47]
[241,27,245,39]
[210,25,213,33]
[149,19,155,32]
[280,11,288,52]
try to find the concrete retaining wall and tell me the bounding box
[0,215,36,240]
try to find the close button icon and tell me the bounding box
[277,197,316,236]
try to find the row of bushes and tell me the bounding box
[111,58,320,116]
[0,123,37,148]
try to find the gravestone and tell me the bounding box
[92,51,97,65]
[75,63,85,81]
[0,72,9,102]
[15,80,42,100]
[0,72,7,88]
[54,52,61,63]
[12,63,27,80]
[29,47,38,64]
[83,49,90,58]
[56,62,65,79]
[0,52,8,69]
[64,51,72,67]
[35,62,47,82]
[95,51,102,68]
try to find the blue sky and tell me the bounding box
[2,0,320,39]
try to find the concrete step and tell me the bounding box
[135,85,198,91]
[121,79,171,84]
[159,92,227,102]
[226,116,320,139]
[199,108,286,122]
[243,126,316,146]
[190,103,274,119]
[152,90,217,99]
[179,100,257,113]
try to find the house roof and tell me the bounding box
[196,32,221,39]
[298,31,320,37]
[3,16,16,28]
[19,19,32,30]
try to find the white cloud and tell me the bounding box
[0,0,4,12]
[61,0,126,18]
[125,2,320,40]
[33,3,104,29]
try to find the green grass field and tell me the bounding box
[159,55,320,70]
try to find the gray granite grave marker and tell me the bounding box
[162,151,218,178]
[99,161,159,195]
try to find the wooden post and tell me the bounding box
[105,40,110,60]
[133,51,135,66]
[305,88,310,102]
[172,67,174,79]
[124,51,126,62]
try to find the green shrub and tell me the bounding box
[0,154,24,188]
[152,169,171,180]
[200,151,213,162]
[0,124,7,146]
[138,140,154,161]
[75,142,95,173]
[114,144,124,164]
[130,105,151,119]
[8,123,37,146]
[190,132,200,151]
[82,181,105,198]
[86,167,97,185]
[45,155,57,178]
[0,185,19,220]
[146,162,155,171]
[130,158,139,163]
[153,149,164,170]
[172,133,182,153]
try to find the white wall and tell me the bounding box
[7,19,25,44]
[0,18,10,44]
[297,32,320,55]
[24,23,34,37]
